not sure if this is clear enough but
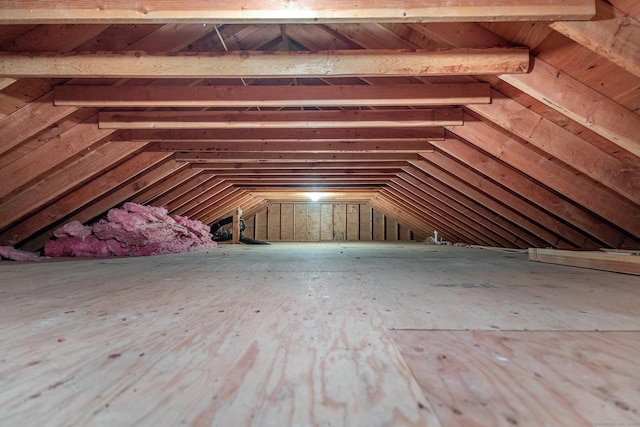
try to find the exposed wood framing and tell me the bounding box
[99,109,463,129]
[529,248,640,275]
[127,128,446,143]
[550,1,640,79]
[0,1,596,24]
[55,83,491,107]
[0,49,531,78]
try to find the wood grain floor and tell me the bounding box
[0,243,638,426]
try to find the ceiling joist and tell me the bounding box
[99,109,463,130]
[160,140,436,153]
[0,49,530,78]
[126,127,446,143]
[0,1,596,24]
[54,83,491,107]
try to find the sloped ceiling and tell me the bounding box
[0,0,639,251]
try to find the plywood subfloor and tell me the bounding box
[0,242,638,426]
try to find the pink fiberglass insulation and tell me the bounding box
[44,202,217,257]
[0,246,42,262]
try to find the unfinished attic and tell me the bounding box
[0,1,639,426]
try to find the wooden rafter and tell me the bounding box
[0,49,531,78]
[550,1,640,79]
[54,83,491,107]
[0,1,596,24]
[98,109,463,129]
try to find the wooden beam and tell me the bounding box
[54,83,491,107]
[529,248,640,275]
[0,49,531,78]
[128,127,446,143]
[161,140,434,153]
[196,168,402,176]
[187,161,408,169]
[410,21,640,159]
[550,1,640,79]
[99,109,463,130]
[0,1,596,24]
[232,207,242,244]
[173,152,423,161]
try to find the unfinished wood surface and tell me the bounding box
[0,49,530,78]
[0,243,440,427]
[55,83,491,107]
[130,127,446,143]
[367,246,640,331]
[550,1,640,78]
[0,0,596,23]
[393,330,640,427]
[99,109,463,130]
[529,248,640,275]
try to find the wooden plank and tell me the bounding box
[281,203,295,241]
[293,204,307,241]
[393,330,640,427]
[0,244,439,426]
[0,49,531,78]
[399,225,412,241]
[430,138,625,248]
[0,141,149,230]
[320,204,334,241]
[306,203,321,241]
[232,207,241,244]
[130,127,446,143]
[550,1,640,79]
[445,119,640,239]
[415,21,640,159]
[188,161,408,170]
[333,204,347,241]
[421,152,586,249]
[529,248,640,275]
[359,205,373,241]
[373,210,385,241]
[99,109,463,129]
[255,209,268,241]
[0,1,596,23]
[267,204,281,241]
[386,218,399,241]
[55,83,492,107]
[346,204,360,241]
[368,246,640,331]
[465,96,640,205]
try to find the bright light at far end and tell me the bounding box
[309,192,321,202]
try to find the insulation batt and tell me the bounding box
[0,246,42,262]
[44,202,217,257]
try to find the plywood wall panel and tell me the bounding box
[320,204,334,241]
[280,203,294,241]
[346,203,360,241]
[293,203,308,241]
[255,210,268,241]
[373,210,385,241]
[360,206,373,241]
[306,203,321,241]
[333,204,347,241]
[243,203,418,242]
[267,204,281,241]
